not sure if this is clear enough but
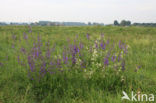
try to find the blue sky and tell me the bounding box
[0,0,156,23]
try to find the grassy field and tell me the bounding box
[0,26,156,103]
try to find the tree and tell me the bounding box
[126,21,131,26]
[120,20,131,26]
[114,20,119,26]
[88,22,92,25]
[120,20,127,26]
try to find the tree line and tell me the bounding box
[114,20,156,27]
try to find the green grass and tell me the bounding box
[0,26,156,103]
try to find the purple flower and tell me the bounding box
[107,40,109,44]
[71,52,76,65]
[0,62,3,66]
[40,62,47,77]
[50,62,53,65]
[32,46,40,58]
[104,57,109,66]
[106,50,111,58]
[86,33,90,40]
[64,56,68,64]
[137,65,141,69]
[21,47,26,53]
[100,42,106,50]
[23,33,28,40]
[95,42,98,48]
[118,53,122,62]
[135,65,141,72]
[17,55,20,64]
[119,40,121,49]
[46,48,51,58]
[36,48,39,57]
[63,52,68,64]
[73,45,79,53]
[121,60,125,71]
[111,55,116,62]
[12,45,15,49]
[124,45,128,54]
[28,55,35,72]
[79,42,83,49]
[80,60,86,68]
[57,58,62,68]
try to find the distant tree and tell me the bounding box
[132,22,156,27]
[114,20,119,26]
[120,20,131,26]
[88,22,92,25]
[93,22,97,25]
[126,21,131,26]
[120,20,127,26]
[100,23,104,26]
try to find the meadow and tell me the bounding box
[0,26,156,103]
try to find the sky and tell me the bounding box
[0,0,156,24]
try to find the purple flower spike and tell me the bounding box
[28,55,35,72]
[46,48,51,58]
[104,57,109,66]
[0,62,3,66]
[36,48,39,57]
[57,58,62,68]
[80,60,86,68]
[100,42,103,48]
[121,60,125,71]
[17,55,20,64]
[107,40,109,44]
[23,32,28,40]
[111,55,116,62]
[12,44,15,48]
[63,52,68,64]
[65,56,68,64]
[95,42,98,48]
[118,53,122,62]
[73,45,79,53]
[40,62,47,77]
[124,45,128,54]
[63,56,68,64]
[71,52,76,65]
[135,65,141,72]
[21,47,26,53]
[100,42,106,50]
[86,33,90,40]
[79,42,83,49]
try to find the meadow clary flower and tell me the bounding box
[104,57,109,66]
[23,33,28,40]
[86,33,90,40]
[111,55,116,62]
[121,60,125,71]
